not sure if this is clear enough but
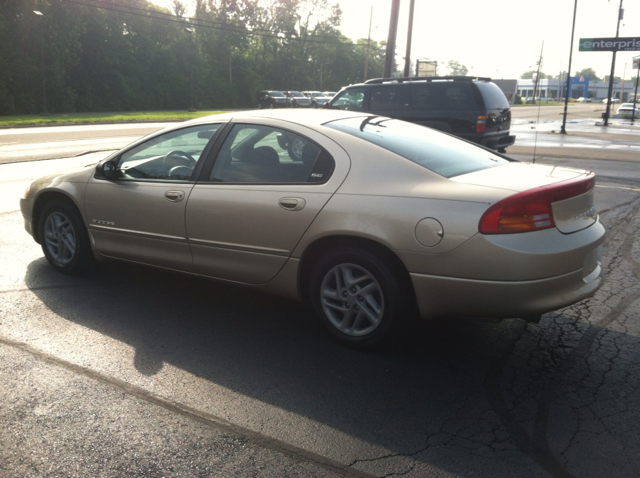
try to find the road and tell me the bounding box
[0,123,174,164]
[0,120,639,477]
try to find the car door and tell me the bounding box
[84,123,223,271]
[186,120,348,284]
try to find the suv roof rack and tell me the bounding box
[364,76,492,84]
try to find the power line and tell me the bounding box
[61,0,364,47]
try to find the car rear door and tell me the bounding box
[186,119,349,284]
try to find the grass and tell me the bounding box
[0,110,229,127]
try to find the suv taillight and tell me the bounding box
[476,115,487,133]
[479,173,596,234]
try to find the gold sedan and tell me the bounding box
[20,110,605,347]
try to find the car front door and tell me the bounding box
[186,120,348,284]
[84,123,223,271]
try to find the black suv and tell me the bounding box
[326,76,515,152]
[257,90,291,109]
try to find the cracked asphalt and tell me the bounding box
[0,128,639,477]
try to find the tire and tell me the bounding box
[287,136,306,161]
[39,199,96,274]
[308,247,407,347]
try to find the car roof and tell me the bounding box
[183,109,372,128]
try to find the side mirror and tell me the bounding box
[97,160,118,180]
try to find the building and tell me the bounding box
[517,76,638,101]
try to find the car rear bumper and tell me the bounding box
[481,134,516,150]
[410,243,604,321]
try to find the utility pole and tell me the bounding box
[403,0,415,78]
[531,42,544,104]
[363,6,373,81]
[561,0,578,134]
[383,0,401,78]
[603,0,624,126]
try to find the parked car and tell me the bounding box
[302,91,331,107]
[20,110,605,347]
[257,90,290,109]
[616,103,640,116]
[326,76,515,153]
[283,91,313,108]
[602,98,621,104]
[323,91,337,98]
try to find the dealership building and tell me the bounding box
[517,76,638,101]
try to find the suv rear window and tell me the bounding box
[474,82,510,110]
[323,116,509,178]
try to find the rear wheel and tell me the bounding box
[308,247,407,347]
[39,199,95,274]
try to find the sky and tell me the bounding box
[150,0,640,81]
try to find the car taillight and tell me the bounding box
[476,115,487,133]
[479,172,596,234]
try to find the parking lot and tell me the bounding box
[0,116,639,477]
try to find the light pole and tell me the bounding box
[185,27,196,112]
[603,0,624,126]
[632,56,639,124]
[33,10,47,114]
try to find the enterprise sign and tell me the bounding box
[579,37,640,52]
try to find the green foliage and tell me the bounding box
[520,70,552,80]
[0,0,377,115]
[446,60,468,76]
[0,110,226,127]
[574,68,600,82]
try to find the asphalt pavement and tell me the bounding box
[0,116,639,478]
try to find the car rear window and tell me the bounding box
[323,116,509,178]
[474,82,510,110]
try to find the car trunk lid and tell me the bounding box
[452,162,598,234]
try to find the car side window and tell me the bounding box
[117,124,220,181]
[210,124,334,184]
[329,88,365,111]
[369,86,404,110]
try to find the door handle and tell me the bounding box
[279,197,306,211]
[165,190,185,202]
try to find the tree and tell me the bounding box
[521,70,552,80]
[446,60,467,76]
[602,75,621,84]
[574,68,600,82]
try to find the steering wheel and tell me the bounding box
[162,150,196,166]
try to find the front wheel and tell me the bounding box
[308,247,407,347]
[39,200,95,274]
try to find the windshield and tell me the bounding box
[323,116,509,178]
[288,92,304,97]
[269,91,285,97]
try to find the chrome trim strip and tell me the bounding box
[189,237,290,256]
[89,225,186,242]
